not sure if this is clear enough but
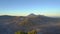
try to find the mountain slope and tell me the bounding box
[0,15,60,34]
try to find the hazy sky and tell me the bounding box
[0,0,60,16]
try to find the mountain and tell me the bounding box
[0,14,60,34]
[28,13,36,16]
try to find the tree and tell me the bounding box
[28,30,37,34]
[15,31,27,34]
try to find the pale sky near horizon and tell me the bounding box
[0,0,60,16]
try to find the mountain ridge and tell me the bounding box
[0,14,60,34]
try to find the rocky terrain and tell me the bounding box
[0,14,60,34]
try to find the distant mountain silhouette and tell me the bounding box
[0,14,60,34]
[28,13,36,16]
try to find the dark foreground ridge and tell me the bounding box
[0,14,60,34]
